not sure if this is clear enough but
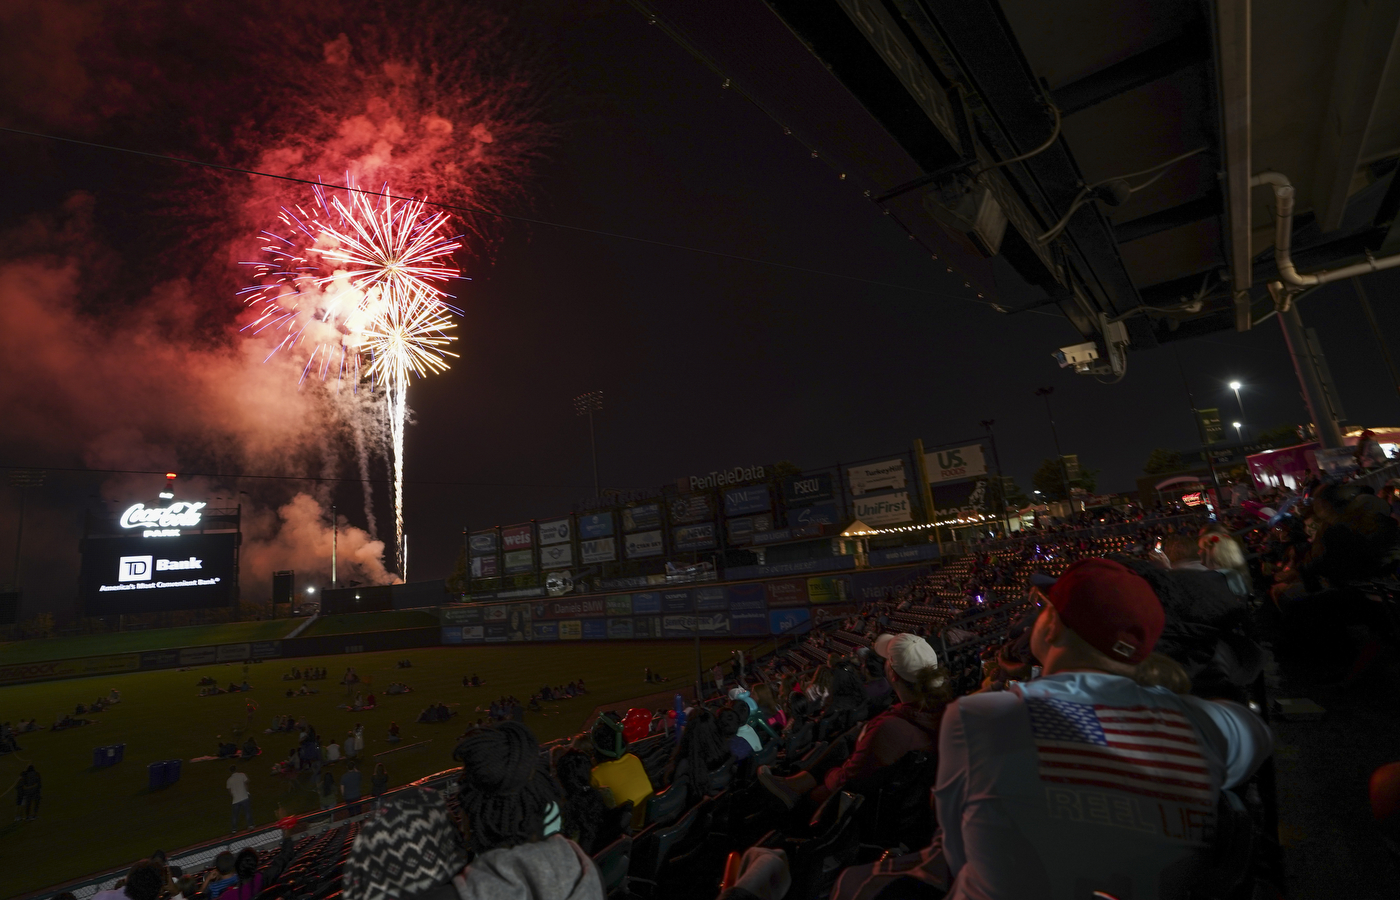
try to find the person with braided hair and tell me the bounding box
[454,721,604,900]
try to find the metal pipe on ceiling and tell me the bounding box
[1252,171,1400,286]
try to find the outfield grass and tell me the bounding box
[300,610,440,635]
[0,639,751,897]
[0,620,302,666]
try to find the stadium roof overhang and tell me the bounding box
[632,0,1400,377]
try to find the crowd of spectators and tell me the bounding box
[47,470,1400,900]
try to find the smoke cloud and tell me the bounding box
[0,1,551,608]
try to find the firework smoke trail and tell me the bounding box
[243,178,462,571]
[361,283,458,565]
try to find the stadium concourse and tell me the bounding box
[14,497,1400,900]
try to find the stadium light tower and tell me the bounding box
[573,391,604,499]
[1228,380,1247,439]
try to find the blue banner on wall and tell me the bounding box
[578,513,614,538]
[769,608,812,635]
[532,622,559,641]
[728,583,767,611]
[694,586,728,611]
[724,485,772,516]
[581,619,608,640]
[608,618,634,639]
[484,624,509,643]
[441,626,463,644]
[790,502,841,527]
[632,592,661,615]
[662,590,692,613]
[782,473,834,505]
[725,555,857,581]
[868,544,941,567]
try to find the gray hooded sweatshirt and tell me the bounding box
[452,835,603,900]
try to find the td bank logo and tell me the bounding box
[118,555,154,582]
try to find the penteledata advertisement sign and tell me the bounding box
[81,532,237,614]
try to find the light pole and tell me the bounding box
[979,419,1011,536]
[1233,421,1243,442]
[1034,387,1071,501]
[9,470,44,592]
[573,392,604,499]
[1228,380,1247,439]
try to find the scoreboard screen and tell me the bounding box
[81,532,238,615]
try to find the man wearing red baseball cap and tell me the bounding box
[834,559,1272,900]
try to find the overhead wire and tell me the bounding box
[0,463,638,492]
[0,125,1003,312]
[1035,146,1209,244]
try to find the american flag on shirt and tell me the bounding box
[1027,697,1215,808]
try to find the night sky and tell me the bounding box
[3,1,1400,610]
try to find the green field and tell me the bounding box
[0,621,303,666]
[0,640,750,898]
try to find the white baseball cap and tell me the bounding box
[871,633,939,681]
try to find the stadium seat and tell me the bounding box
[626,801,703,896]
[646,782,689,827]
[858,750,938,850]
[591,834,632,896]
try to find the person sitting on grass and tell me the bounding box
[387,721,401,743]
[241,736,259,759]
[198,676,217,687]
[216,738,238,759]
[325,739,341,763]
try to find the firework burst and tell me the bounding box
[242,178,462,571]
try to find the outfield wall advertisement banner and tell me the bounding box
[538,518,572,545]
[0,652,141,685]
[669,493,713,525]
[852,491,913,526]
[790,502,841,527]
[469,531,498,554]
[580,537,616,563]
[783,473,834,505]
[622,504,662,532]
[470,555,498,578]
[868,544,940,566]
[848,460,906,496]
[694,586,728,611]
[632,592,661,614]
[501,524,534,550]
[578,513,613,538]
[540,544,573,569]
[723,485,771,516]
[673,523,717,551]
[624,530,664,559]
[503,549,535,574]
[925,445,987,484]
[766,578,807,607]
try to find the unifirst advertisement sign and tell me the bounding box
[924,445,987,484]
